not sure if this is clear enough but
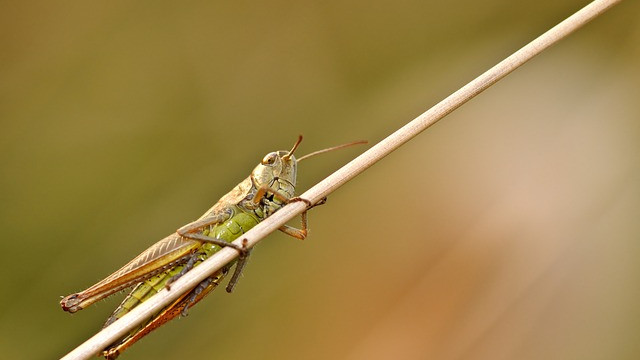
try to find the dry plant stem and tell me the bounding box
[60,0,623,359]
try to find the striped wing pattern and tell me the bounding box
[61,233,200,312]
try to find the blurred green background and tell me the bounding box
[1,1,639,359]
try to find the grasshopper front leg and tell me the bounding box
[254,183,327,240]
[252,184,310,239]
[278,196,327,239]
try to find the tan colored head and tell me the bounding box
[250,135,366,197]
[250,135,303,198]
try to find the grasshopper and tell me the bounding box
[60,136,364,359]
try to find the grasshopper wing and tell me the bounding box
[61,233,200,313]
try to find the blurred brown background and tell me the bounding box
[1,1,639,359]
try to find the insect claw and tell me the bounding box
[288,196,327,210]
[288,196,312,207]
[228,242,248,257]
[314,197,328,208]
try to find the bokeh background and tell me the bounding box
[1,1,639,359]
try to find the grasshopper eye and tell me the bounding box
[261,152,278,165]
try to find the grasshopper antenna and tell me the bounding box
[282,135,304,161]
[298,140,368,162]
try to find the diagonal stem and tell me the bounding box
[60,0,624,358]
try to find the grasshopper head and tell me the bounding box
[250,136,302,198]
[250,135,366,200]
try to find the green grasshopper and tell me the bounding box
[60,136,364,359]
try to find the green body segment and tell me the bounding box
[104,204,267,330]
